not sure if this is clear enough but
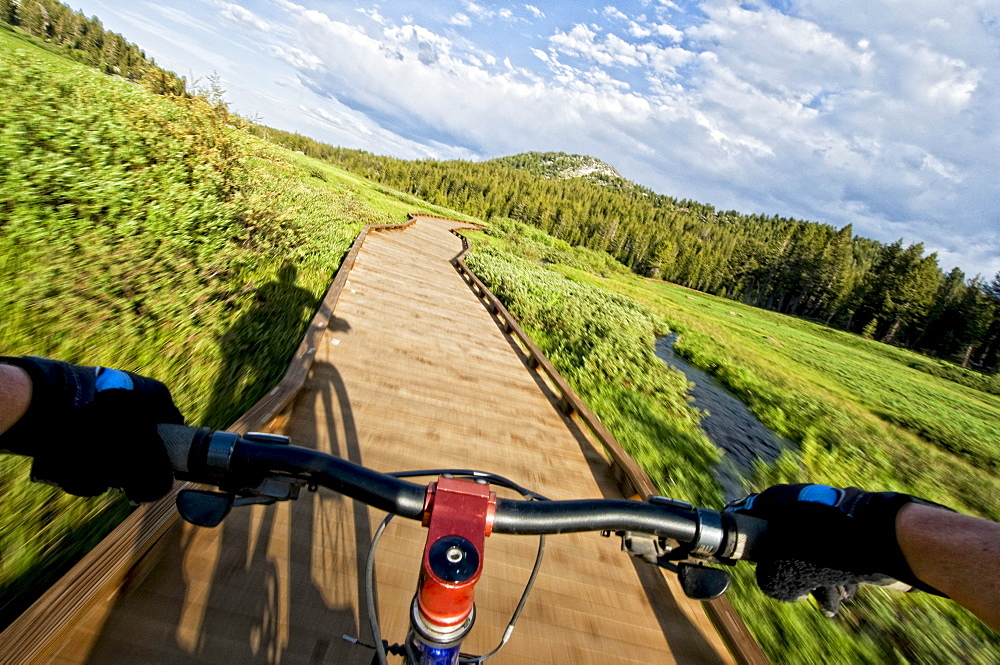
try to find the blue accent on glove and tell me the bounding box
[726,483,952,605]
[0,356,184,502]
[95,368,135,392]
[797,485,843,506]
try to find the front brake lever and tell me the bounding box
[177,473,306,527]
[602,529,733,600]
[177,489,235,527]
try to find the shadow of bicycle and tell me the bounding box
[82,360,379,664]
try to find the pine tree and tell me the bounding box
[0,0,16,25]
[861,318,878,339]
[18,1,48,37]
[808,224,855,320]
[916,267,966,353]
[952,278,994,367]
[975,273,1000,371]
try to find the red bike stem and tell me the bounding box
[412,476,497,648]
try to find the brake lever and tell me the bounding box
[601,529,733,600]
[177,473,308,527]
[176,431,312,527]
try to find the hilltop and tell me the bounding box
[486,152,626,187]
[314,141,999,377]
[1,9,998,662]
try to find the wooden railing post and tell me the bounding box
[446,221,769,665]
[0,217,416,664]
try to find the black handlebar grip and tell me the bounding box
[157,423,197,474]
[722,512,768,562]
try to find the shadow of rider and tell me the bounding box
[206,263,316,428]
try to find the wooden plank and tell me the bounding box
[450,225,767,665]
[0,220,413,665]
[5,214,762,665]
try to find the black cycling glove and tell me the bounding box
[725,484,951,617]
[0,357,184,503]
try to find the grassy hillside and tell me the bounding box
[0,28,467,625]
[463,219,999,664]
[2,19,997,663]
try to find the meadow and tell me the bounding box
[0,28,464,625]
[464,218,1000,664]
[1,22,997,663]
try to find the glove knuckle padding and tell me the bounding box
[1,357,183,503]
[726,483,950,608]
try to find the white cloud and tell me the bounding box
[356,7,388,25]
[273,4,655,156]
[652,23,683,42]
[603,6,628,21]
[85,0,997,277]
[881,38,981,111]
[453,1,523,24]
[628,22,651,38]
[151,5,214,34]
[641,43,695,78]
[548,23,693,78]
[307,105,374,136]
[217,2,269,32]
[687,1,870,95]
[267,44,321,71]
[464,1,491,20]
[530,48,549,63]
[524,5,545,20]
[550,24,646,68]
[459,1,518,22]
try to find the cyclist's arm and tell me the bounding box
[1,358,182,501]
[897,503,1000,631]
[0,363,32,439]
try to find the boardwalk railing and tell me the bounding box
[0,219,413,664]
[448,224,768,665]
[1,214,765,665]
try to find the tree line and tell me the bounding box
[6,0,994,373]
[248,127,1000,373]
[1,0,187,95]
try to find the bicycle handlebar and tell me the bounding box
[158,424,766,562]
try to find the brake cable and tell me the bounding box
[360,469,549,664]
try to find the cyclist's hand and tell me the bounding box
[0,357,184,503]
[725,484,948,616]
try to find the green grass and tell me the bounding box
[465,220,721,505]
[593,275,999,520]
[2,24,997,662]
[463,219,1000,664]
[0,29,459,626]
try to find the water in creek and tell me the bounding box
[654,334,789,500]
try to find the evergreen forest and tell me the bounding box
[1,0,187,94]
[256,127,1000,378]
[1,4,999,662]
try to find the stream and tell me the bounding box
[654,334,788,500]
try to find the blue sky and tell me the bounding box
[69,0,999,278]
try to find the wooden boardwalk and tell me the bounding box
[19,216,739,664]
